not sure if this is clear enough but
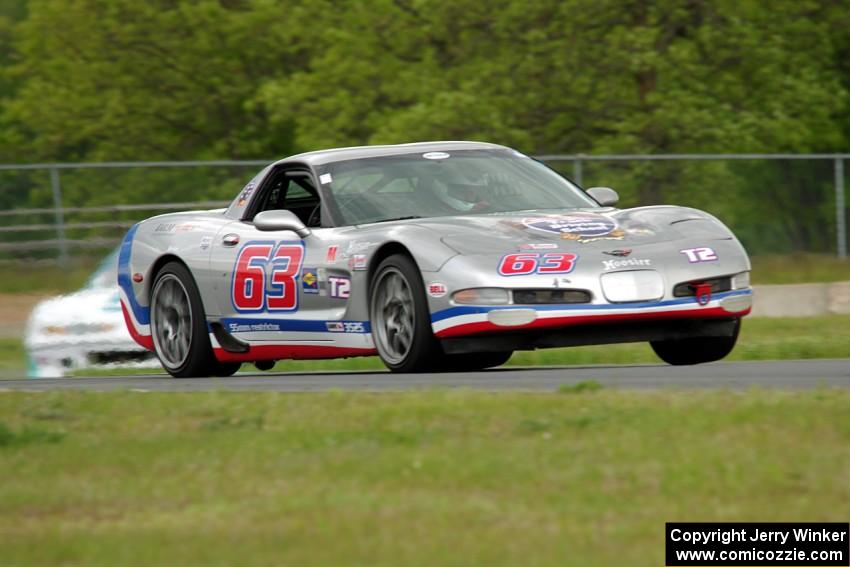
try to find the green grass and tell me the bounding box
[0,389,847,566]
[0,338,27,371]
[0,261,98,294]
[0,253,848,295]
[750,253,850,284]
[0,315,847,376]
[512,314,850,366]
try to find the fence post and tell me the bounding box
[836,158,847,259]
[49,167,69,268]
[573,155,583,187]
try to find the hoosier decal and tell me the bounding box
[602,258,651,270]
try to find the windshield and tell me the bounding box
[317,149,597,225]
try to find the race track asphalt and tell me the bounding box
[0,359,848,392]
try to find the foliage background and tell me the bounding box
[0,0,849,256]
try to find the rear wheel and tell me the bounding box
[151,261,241,378]
[650,318,741,365]
[369,254,441,372]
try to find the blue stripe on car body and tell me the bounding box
[219,318,371,334]
[117,224,151,325]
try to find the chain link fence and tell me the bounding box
[0,154,847,266]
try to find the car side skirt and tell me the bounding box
[440,317,740,355]
[211,343,377,363]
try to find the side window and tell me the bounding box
[251,170,322,227]
[285,183,312,200]
[259,177,288,212]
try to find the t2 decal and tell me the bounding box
[231,241,305,313]
[498,253,578,276]
[680,247,718,263]
[328,275,351,299]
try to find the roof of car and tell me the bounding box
[276,141,510,167]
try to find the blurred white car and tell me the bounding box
[25,249,157,377]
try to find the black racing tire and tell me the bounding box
[650,318,741,366]
[369,254,442,373]
[150,261,238,378]
[435,351,514,372]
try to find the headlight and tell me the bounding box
[452,288,511,305]
[732,271,750,290]
[41,323,117,335]
[43,325,68,335]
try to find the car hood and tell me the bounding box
[424,206,732,255]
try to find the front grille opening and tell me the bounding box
[88,351,157,365]
[512,289,592,305]
[673,276,732,298]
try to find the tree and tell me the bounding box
[4,0,310,162]
[1,0,849,255]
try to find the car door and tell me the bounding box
[208,165,358,351]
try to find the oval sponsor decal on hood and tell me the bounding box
[520,213,626,243]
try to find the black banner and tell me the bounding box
[666,523,849,566]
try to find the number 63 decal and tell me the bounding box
[498,252,578,276]
[232,241,304,312]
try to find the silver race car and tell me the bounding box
[119,141,753,377]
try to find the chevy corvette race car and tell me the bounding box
[119,141,752,377]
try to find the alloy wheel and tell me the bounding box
[151,274,193,370]
[372,268,416,364]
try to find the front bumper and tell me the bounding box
[431,289,753,339]
[26,342,157,378]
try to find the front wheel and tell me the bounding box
[650,318,741,365]
[150,261,239,378]
[369,254,441,372]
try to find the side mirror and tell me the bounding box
[586,187,619,207]
[253,209,311,237]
